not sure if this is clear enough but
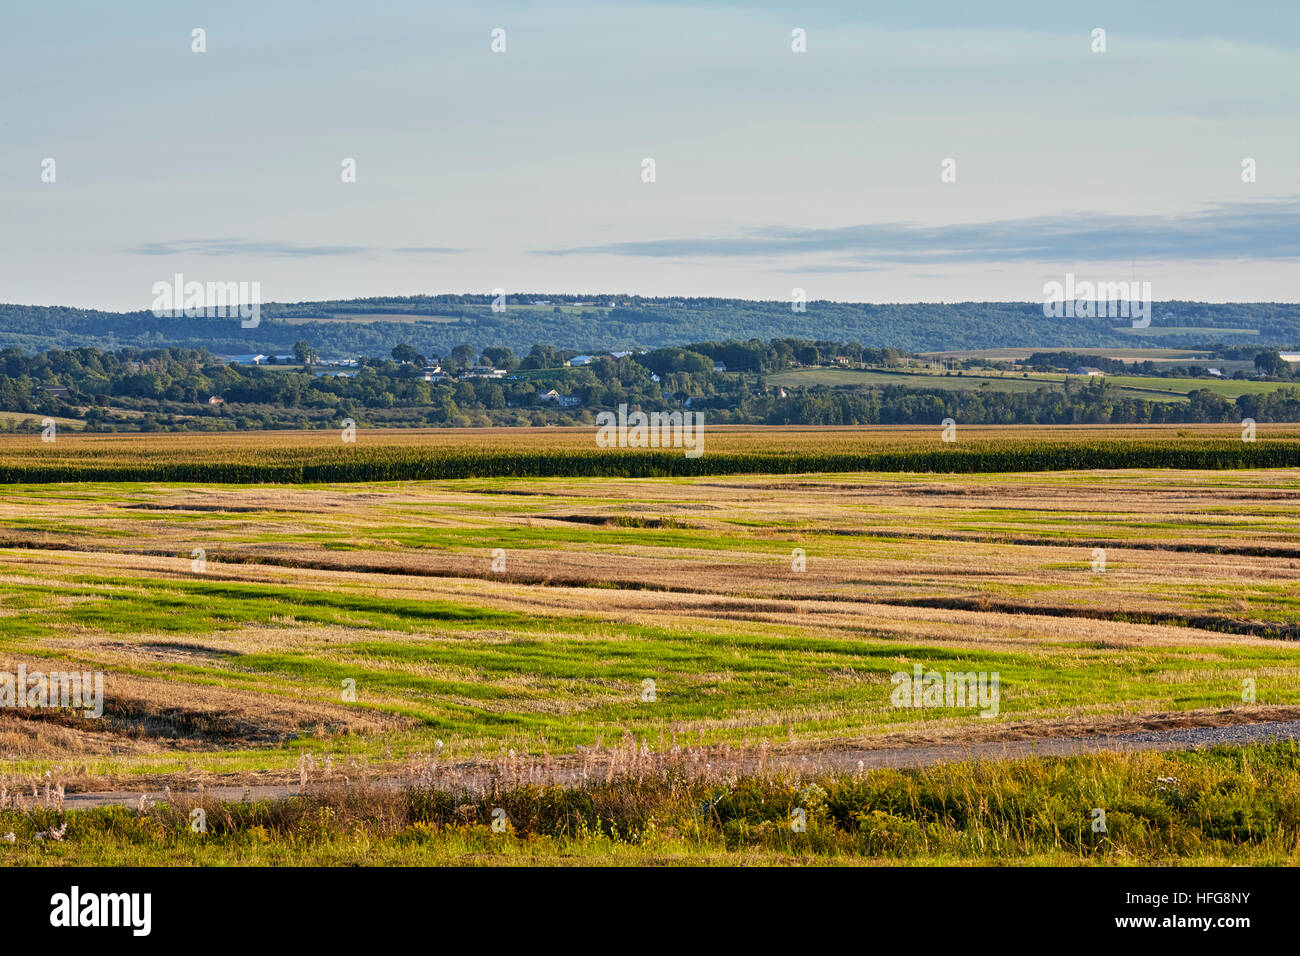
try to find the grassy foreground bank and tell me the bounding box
[6,743,1299,865]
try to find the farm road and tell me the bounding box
[61,717,1300,811]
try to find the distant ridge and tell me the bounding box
[1,296,1295,359]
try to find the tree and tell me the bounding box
[1255,350,1288,377]
[450,344,476,368]
[480,346,517,370]
[293,341,318,366]
[637,348,711,377]
[518,345,558,370]
[391,343,423,366]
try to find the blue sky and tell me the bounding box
[2,0,1297,310]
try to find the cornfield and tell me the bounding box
[0,425,1297,482]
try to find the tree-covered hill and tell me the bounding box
[1,295,1296,359]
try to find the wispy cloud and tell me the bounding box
[130,239,461,257]
[539,200,1300,264]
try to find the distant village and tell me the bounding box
[214,348,726,409]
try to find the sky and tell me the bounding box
[1,0,1297,311]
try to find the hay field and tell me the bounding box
[1,450,1298,791]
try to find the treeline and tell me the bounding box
[3,343,1300,433]
[1026,352,1157,375]
[3,296,1299,358]
[767,380,1300,426]
[1026,350,1299,379]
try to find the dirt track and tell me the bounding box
[61,716,1300,811]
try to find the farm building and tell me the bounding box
[539,389,581,407]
